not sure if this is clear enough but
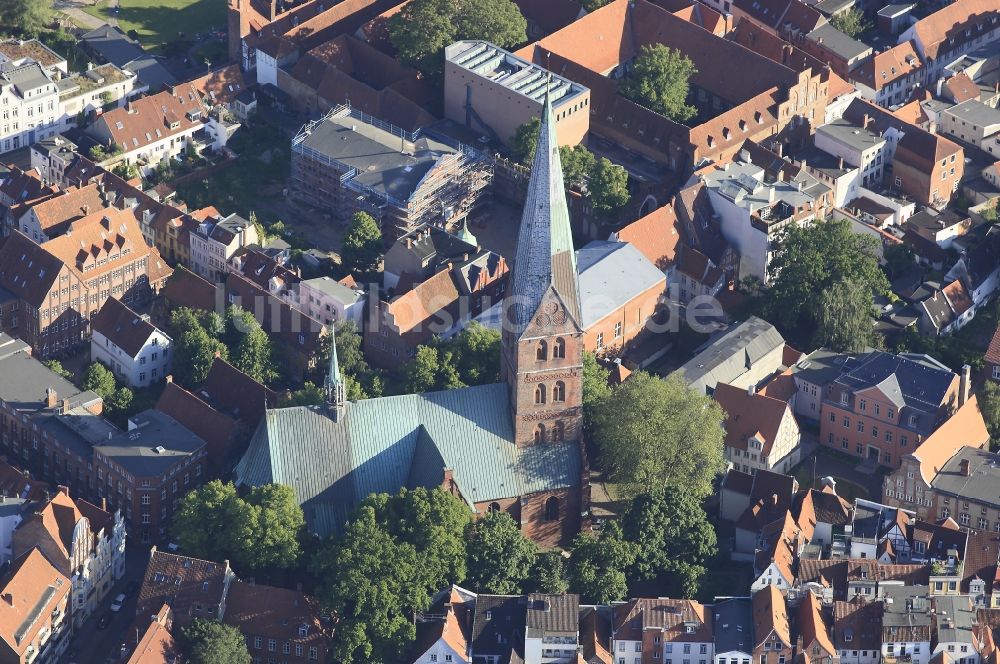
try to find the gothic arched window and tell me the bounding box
[544,496,560,521]
[536,340,547,361]
[553,338,566,359]
[535,384,546,404]
[553,381,566,402]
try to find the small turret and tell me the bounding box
[324,324,346,421]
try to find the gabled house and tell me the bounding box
[797,591,839,664]
[751,585,793,664]
[833,597,883,664]
[751,512,803,592]
[0,548,71,663]
[411,586,475,664]
[91,297,172,388]
[714,382,804,475]
[611,597,714,664]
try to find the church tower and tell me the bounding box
[501,83,584,448]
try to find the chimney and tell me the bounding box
[959,458,971,476]
[56,485,69,496]
[165,375,173,384]
[1,594,12,606]
[863,114,872,129]
[101,497,107,511]
[838,156,844,169]
[45,387,57,409]
[62,399,70,414]
[747,384,755,396]
[406,237,412,249]
[772,493,779,506]
[959,364,970,407]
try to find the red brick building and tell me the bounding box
[0,208,172,358]
[819,351,960,469]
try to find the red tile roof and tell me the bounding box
[752,583,791,646]
[852,41,922,92]
[134,550,232,629]
[910,0,1000,61]
[201,356,276,426]
[910,395,989,485]
[714,382,794,457]
[126,604,179,664]
[155,381,239,468]
[944,72,980,104]
[223,581,331,664]
[95,89,205,154]
[176,64,247,106]
[613,205,681,270]
[0,549,70,656]
[986,325,1000,366]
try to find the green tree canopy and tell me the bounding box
[280,381,326,407]
[579,0,612,10]
[170,308,228,387]
[619,44,697,122]
[226,307,276,384]
[464,511,537,594]
[590,372,726,500]
[582,352,611,436]
[560,145,597,190]
[312,506,428,663]
[831,8,870,37]
[980,381,1000,447]
[620,487,716,598]
[588,158,630,218]
[83,362,117,400]
[316,322,384,398]
[108,386,134,415]
[528,551,570,594]
[812,278,876,352]
[389,0,526,79]
[0,0,49,35]
[341,212,383,274]
[882,243,915,281]
[180,619,251,664]
[172,481,304,571]
[567,521,635,604]
[764,218,888,345]
[511,118,540,164]
[43,360,72,379]
[403,324,501,393]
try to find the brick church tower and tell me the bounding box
[501,85,584,448]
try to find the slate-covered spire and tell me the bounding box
[506,77,581,337]
[325,324,345,419]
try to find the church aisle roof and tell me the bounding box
[234,382,581,536]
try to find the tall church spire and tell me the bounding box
[506,78,581,338]
[325,324,345,420]
[501,78,584,449]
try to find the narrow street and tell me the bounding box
[52,0,117,30]
[66,545,150,664]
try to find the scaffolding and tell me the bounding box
[290,104,492,237]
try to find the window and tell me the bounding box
[534,424,546,444]
[488,502,501,513]
[536,340,547,361]
[860,399,867,411]
[542,496,561,521]
[596,333,604,349]
[309,647,318,660]
[614,321,623,337]
[553,338,566,358]
[553,381,566,402]
[535,384,547,405]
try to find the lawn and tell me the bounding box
[83,0,225,51]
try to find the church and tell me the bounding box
[234,89,588,546]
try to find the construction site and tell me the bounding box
[289,104,493,239]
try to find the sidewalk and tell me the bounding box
[53,0,116,30]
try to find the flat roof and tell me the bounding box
[296,111,456,203]
[806,23,872,61]
[94,410,205,477]
[817,118,886,152]
[944,99,1000,128]
[445,40,588,108]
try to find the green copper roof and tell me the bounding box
[455,218,478,247]
[507,80,581,336]
[234,382,581,537]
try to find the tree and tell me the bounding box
[620,487,716,598]
[764,219,888,344]
[361,487,470,592]
[590,372,726,500]
[174,326,227,387]
[83,363,117,400]
[579,0,612,10]
[202,311,226,338]
[619,44,697,122]
[588,158,630,218]
[316,322,384,398]
[280,381,325,407]
[442,322,500,385]
[43,359,72,379]
[389,0,526,79]
[981,381,1000,447]
[172,481,305,571]
[0,0,49,36]
[108,386,134,415]
[341,212,383,273]
[180,619,251,664]
[511,118,540,164]
[229,310,275,384]
[465,511,537,594]
[388,0,459,79]
[312,506,427,663]
[246,483,305,569]
[172,481,257,567]
[560,145,597,190]
[453,0,527,50]
[403,346,443,393]
[812,278,875,352]
[831,8,869,38]
[529,551,569,594]
[882,243,915,281]
[567,521,635,604]
[582,352,611,436]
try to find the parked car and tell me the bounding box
[110,594,126,612]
